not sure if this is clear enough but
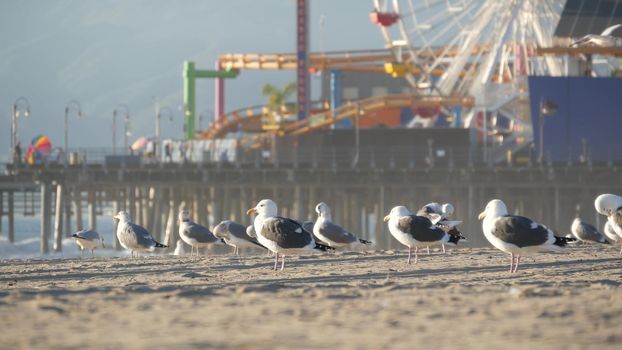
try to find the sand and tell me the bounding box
[1,245,621,349]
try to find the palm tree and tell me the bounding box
[262,82,297,127]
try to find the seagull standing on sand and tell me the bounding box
[213,220,266,255]
[603,222,622,254]
[113,211,167,258]
[478,199,574,273]
[417,202,464,254]
[72,230,105,258]
[247,199,332,271]
[594,194,622,254]
[384,206,464,264]
[313,202,372,249]
[178,210,222,256]
[571,217,609,245]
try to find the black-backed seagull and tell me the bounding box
[478,199,574,273]
[384,206,464,264]
[313,202,372,249]
[417,202,464,254]
[213,220,266,255]
[246,199,332,271]
[72,230,105,258]
[113,211,167,257]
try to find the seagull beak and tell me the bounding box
[246,208,257,215]
[383,215,390,222]
[478,211,486,220]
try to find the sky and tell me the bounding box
[0,0,383,161]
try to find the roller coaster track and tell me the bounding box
[239,93,474,149]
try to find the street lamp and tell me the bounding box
[64,100,83,164]
[538,97,558,164]
[11,97,30,164]
[112,104,129,155]
[155,104,174,158]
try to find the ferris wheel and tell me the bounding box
[371,0,565,100]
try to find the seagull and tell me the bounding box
[113,211,167,258]
[246,199,333,271]
[384,206,464,264]
[213,220,266,255]
[570,24,622,48]
[313,202,372,249]
[571,217,609,245]
[72,230,105,258]
[603,222,622,254]
[478,199,574,273]
[594,193,622,235]
[178,210,223,256]
[417,202,464,254]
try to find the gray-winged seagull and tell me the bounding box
[247,199,332,271]
[178,210,223,256]
[384,206,464,264]
[478,199,574,273]
[571,217,609,244]
[213,220,266,255]
[113,211,167,257]
[313,202,372,249]
[72,230,105,258]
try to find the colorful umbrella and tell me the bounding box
[25,135,52,165]
[131,137,149,151]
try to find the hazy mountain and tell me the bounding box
[0,0,382,161]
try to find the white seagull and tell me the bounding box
[417,202,464,254]
[178,210,223,256]
[594,193,622,254]
[72,230,105,258]
[113,211,167,257]
[313,202,372,249]
[570,24,622,48]
[246,199,332,271]
[478,199,574,273]
[213,220,266,255]
[384,206,464,264]
[571,217,609,245]
[603,221,622,254]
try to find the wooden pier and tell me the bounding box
[1,159,622,253]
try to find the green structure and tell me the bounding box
[183,61,238,140]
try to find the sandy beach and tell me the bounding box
[1,245,621,349]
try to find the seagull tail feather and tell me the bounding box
[358,238,373,245]
[314,242,335,251]
[153,241,168,248]
[553,236,576,247]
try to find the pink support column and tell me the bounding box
[214,61,225,123]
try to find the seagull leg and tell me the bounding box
[426,246,430,255]
[414,247,419,264]
[280,255,285,271]
[619,245,622,255]
[509,253,515,273]
[407,247,412,264]
[274,253,279,271]
[513,255,521,273]
[91,249,94,258]
[442,244,446,254]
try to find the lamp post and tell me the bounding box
[538,98,558,164]
[112,104,129,155]
[156,105,174,158]
[11,97,30,164]
[64,100,83,164]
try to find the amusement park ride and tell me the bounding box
[190,0,622,160]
